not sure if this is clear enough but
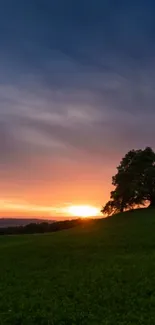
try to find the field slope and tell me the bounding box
[1,208,155,324]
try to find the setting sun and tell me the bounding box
[67,205,99,218]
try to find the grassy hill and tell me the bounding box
[0,208,155,325]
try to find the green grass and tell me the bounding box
[1,209,155,324]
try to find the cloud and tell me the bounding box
[0,0,155,210]
[1,56,155,169]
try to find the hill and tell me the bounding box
[0,218,55,228]
[0,218,83,235]
[0,208,155,324]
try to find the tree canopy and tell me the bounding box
[101,147,155,216]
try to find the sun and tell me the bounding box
[67,205,99,218]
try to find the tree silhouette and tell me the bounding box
[101,147,155,216]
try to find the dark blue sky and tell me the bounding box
[0,0,155,215]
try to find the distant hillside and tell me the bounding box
[0,218,55,228]
[0,218,83,235]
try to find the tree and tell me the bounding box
[101,147,155,216]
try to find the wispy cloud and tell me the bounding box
[0,0,155,214]
[0,199,66,216]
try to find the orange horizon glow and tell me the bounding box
[0,152,114,219]
[66,205,100,218]
[0,199,102,219]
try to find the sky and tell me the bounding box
[0,0,155,217]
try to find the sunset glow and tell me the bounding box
[67,205,99,218]
[0,0,153,221]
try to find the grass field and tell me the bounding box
[1,209,155,324]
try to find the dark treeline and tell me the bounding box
[0,219,83,236]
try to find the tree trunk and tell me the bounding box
[120,207,124,213]
[149,196,155,208]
